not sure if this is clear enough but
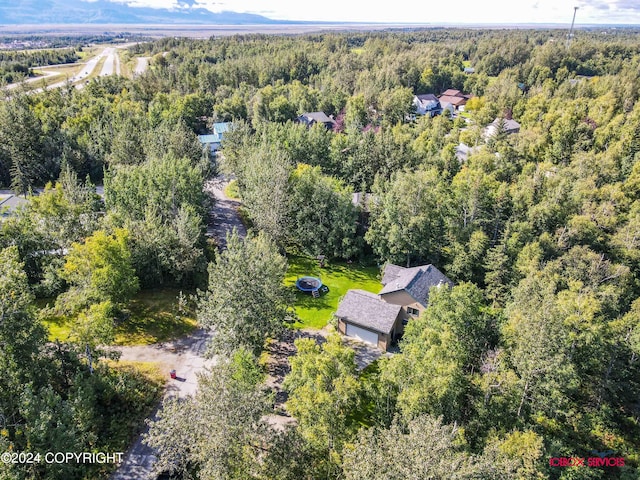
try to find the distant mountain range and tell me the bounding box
[0,0,284,24]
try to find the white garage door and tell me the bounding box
[345,323,379,346]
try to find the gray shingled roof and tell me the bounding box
[300,112,332,123]
[490,117,520,131]
[379,263,453,307]
[0,195,28,217]
[414,94,440,110]
[335,290,402,334]
[381,264,405,285]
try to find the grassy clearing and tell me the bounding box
[115,289,197,345]
[351,47,365,55]
[462,60,472,68]
[285,255,381,329]
[77,45,103,60]
[41,288,197,346]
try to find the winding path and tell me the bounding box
[111,177,245,480]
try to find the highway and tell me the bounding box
[99,47,121,76]
[3,46,149,95]
[134,56,149,75]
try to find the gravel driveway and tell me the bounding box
[112,177,245,480]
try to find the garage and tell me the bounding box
[345,323,379,346]
[335,289,402,351]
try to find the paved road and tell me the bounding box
[100,48,120,76]
[4,47,118,95]
[26,47,109,93]
[112,178,246,480]
[134,57,149,75]
[4,69,59,90]
[205,175,247,248]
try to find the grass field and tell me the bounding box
[285,255,382,329]
[42,288,198,346]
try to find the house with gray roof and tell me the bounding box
[484,117,521,139]
[335,290,402,350]
[296,112,336,130]
[412,94,442,117]
[335,263,453,351]
[0,194,28,219]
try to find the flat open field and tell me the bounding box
[0,23,442,38]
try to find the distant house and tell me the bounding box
[455,143,479,162]
[296,112,336,130]
[464,67,475,74]
[484,117,521,138]
[335,263,453,351]
[0,194,28,219]
[412,94,442,117]
[198,122,231,153]
[351,192,374,211]
[440,102,455,116]
[438,89,471,111]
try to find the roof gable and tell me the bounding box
[335,290,402,334]
[299,112,332,124]
[379,263,453,306]
[490,117,521,131]
[414,94,440,109]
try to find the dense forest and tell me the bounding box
[1,28,640,479]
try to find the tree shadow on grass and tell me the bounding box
[114,298,197,346]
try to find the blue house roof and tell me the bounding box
[213,122,231,134]
[198,122,232,146]
[198,134,221,144]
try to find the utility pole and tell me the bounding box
[566,6,578,49]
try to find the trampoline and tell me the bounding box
[296,276,323,292]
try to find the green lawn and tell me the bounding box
[41,288,197,346]
[285,255,382,329]
[114,289,197,345]
[462,60,472,68]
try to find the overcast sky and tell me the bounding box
[104,0,640,24]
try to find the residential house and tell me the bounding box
[198,122,232,153]
[296,112,336,130]
[335,263,453,351]
[335,290,403,351]
[464,67,475,74]
[455,143,480,162]
[412,94,441,117]
[0,194,28,220]
[438,89,471,112]
[484,117,521,138]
